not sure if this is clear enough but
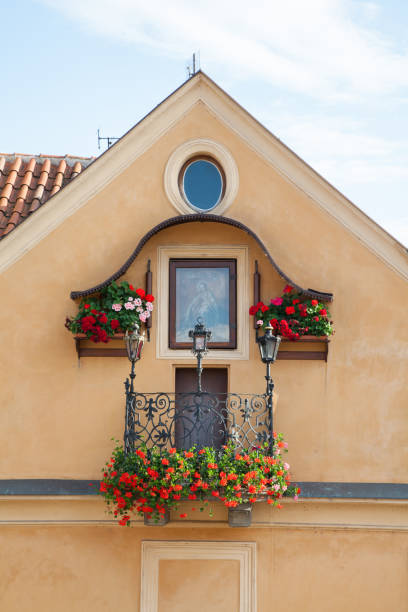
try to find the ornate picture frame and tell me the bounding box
[169,259,237,349]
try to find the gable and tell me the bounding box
[0,71,406,283]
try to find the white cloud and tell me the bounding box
[258,110,408,184]
[41,0,408,102]
[39,0,408,245]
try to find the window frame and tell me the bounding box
[169,258,237,350]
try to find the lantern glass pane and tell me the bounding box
[195,336,205,350]
[136,337,144,360]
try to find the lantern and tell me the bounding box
[124,323,145,363]
[257,324,281,364]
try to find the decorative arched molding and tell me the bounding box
[164,138,239,215]
[70,214,333,301]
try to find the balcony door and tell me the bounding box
[175,368,228,450]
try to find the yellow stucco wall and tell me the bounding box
[0,77,407,611]
[0,102,406,483]
[0,526,406,611]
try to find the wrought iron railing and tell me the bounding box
[124,384,274,455]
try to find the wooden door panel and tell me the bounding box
[175,368,228,449]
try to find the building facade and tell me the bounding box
[0,72,407,611]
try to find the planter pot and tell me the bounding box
[228,503,252,527]
[144,509,170,526]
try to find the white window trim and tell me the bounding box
[164,138,239,215]
[156,245,249,360]
[140,540,257,612]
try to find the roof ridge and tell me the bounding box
[0,153,96,162]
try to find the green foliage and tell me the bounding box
[99,438,300,526]
[65,281,154,343]
[249,284,333,339]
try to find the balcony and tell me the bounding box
[111,321,289,527]
[124,389,273,455]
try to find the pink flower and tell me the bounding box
[134,298,142,306]
[112,304,122,312]
[270,297,283,306]
[124,302,135,310]
[146,302,154,312]
[139,313,147,323]
[284,462,290,470]
[256,320,263,326]
[143,311,150,319]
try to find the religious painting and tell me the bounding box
[169,259,237,349]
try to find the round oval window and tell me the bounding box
[181,158,224,211]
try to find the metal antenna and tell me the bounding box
[187,52,200,78]
[97,129,120,151]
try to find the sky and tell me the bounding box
[2,0,408,245]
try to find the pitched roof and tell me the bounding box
[0,72,406,281]
[0,154,95,239]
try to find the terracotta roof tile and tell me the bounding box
[0,153,95,239]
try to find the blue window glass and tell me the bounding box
[182,159,223,211]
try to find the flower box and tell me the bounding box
[73,334,329,361]
[100,441,298,527]
[228,503,252,527]
[73,334,127,359]
[66,281,154,350]
[278,335,330,362]
[250,284,333,357]
[144,508,170,526]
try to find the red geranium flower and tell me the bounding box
[145,294,155,302]
[283,285,293,293]
[319,309,327,316]
[111,319,120,330]
[285,306,295,315]
[136,288,145,299]
[311,299,318,306]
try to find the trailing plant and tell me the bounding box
[66,281,154,343]
[99,437,300,526]
[249,284,333,340]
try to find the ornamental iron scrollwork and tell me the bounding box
[124,389,273,455]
